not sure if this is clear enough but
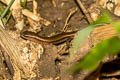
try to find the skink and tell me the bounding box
[20,31,77,45]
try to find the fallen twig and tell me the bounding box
[62,8,78,32]
[76,0,93,23]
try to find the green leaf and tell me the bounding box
[70,9,112,55]
[23,0,27,8]
[69,37,120,72]
[69,9,113,72]
[111,20,120,34]
[92,9,112,25]
[70,25,94,54]
[0,0,14,19]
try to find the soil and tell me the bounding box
[35,0,89,80]
[37,0,88,35]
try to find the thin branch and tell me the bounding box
[62,8,78,32]
[76,0,93,24]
